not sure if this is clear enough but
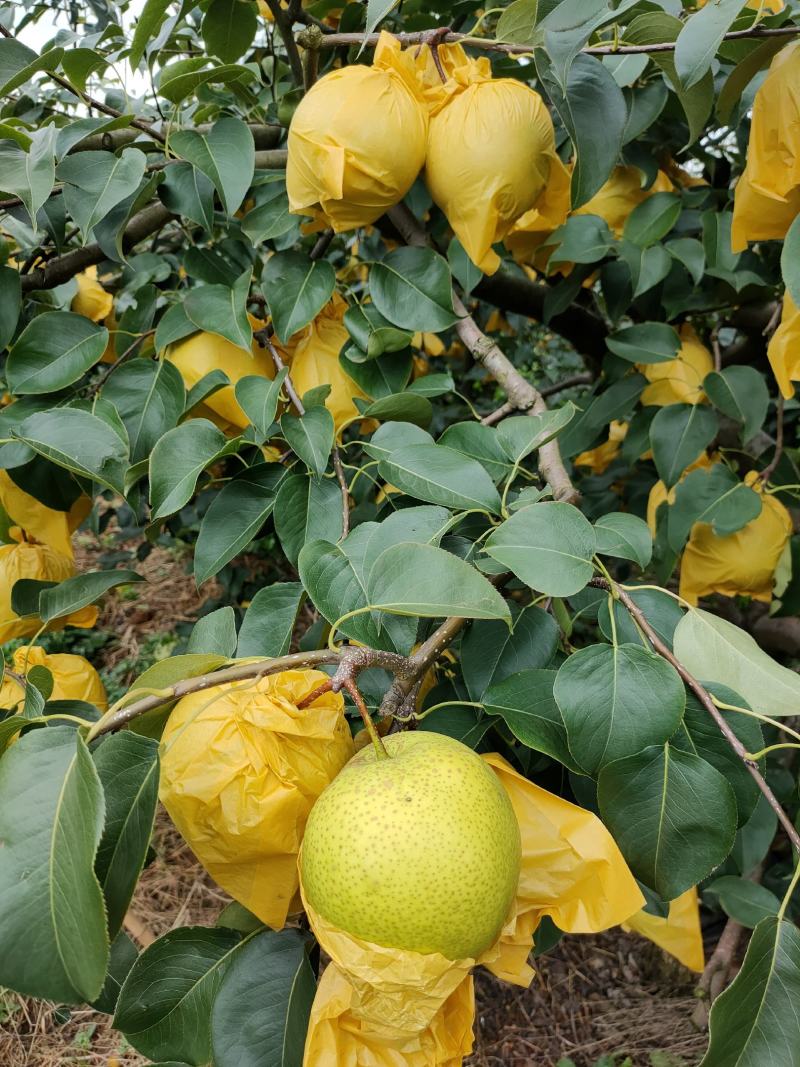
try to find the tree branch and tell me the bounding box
[304,25,800,57]
[265,0,306,87]
[590,577,800,856]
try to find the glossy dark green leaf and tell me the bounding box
[701,917,800,1066]
[103,359,186,463]
[202,0,257,62]
[461,605,560,700]
[437,422,511,483]
[281,406,334,477]
[38,569,143,623]
[704,366,770,443]
[115,926,246,1064]
[599,744,737,899]
[0,124,56,229]
[92,931,140,1015]
[370,248,459,332]
[707,876,781,930]
[129,0,172,68]
[235,370,287,438]
[0,39,65,95]
[0,265,21,349]
[675,0,748,91]
[362,393,433,427]
[623,193,681,248]
[340,348,413,400]
[187,607,238,657]
[484,502,596,596]
[649,403,719,489]
[593,512,652,569]
[184,271,253,353]
[606,322,681,365]
[273,474,344,566]
[93,732,159,938]
[263,252,335,343]
[13,408,129,494]
[149,419,239,522]
[57,149,147,239]
[666,463,762,552]
[554,642,685,775]
[159,57,254,105]
[237,582,304,658]
[7,312,108,394]
[211,929,315,1067]
[242,189,297,243]
[496,406,576,464]
[0,728,108,1002]
[195,464,285,583]
[546,214,615,265]
[344,303,411,360]
[159,162,215,231]
[378,442,501,514]
[484,668,580,771]
[171,117,255,215]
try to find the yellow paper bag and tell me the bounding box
[0,541,98,643]
[575,166,673,238]
[0,470,89,559]
[767,290,800,398]
[639,323,713,407]
[0,645,107,711]
[72,266,113,323]
[624,889,705,973]
[574,421,629,476]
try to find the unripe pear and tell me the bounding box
[300,731,521,960]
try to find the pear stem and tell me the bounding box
[343,677,389,760]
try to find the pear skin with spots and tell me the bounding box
[300,731,521,960]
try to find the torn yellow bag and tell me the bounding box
[284,295,371,430]
[731,41,800,250]
[0,470,89,559]
[639,323,713,407]
[0,644,107,712]
[767,290,800,398]
[287,33,427,232]
[165,316,278,434]
[575,166,673,237]
[0,541,98,644]
[159,668,354,931]
[299,752,643,1065]
[421,42,569,274]
[679,471,792,605]
[574,420,628,476]
[624,889,705,974]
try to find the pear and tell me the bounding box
[300,731,521,960]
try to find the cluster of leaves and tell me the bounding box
[0,0,800,1064]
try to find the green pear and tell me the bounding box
[300,730,521,960]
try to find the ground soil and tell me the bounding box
[0,535,709,1067]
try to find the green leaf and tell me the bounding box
[195,464,285,584]
[237,583,304,658]
[93,931,139,1016]
[673,609,800,719]
[361,505,451,576]
[484,668,580,772]
[57,149,147,240]
[649,403,719,489]
[159,58,254,106]
[496,0,538,44]
[149,419,239,522]
[340,349,412,400]
[344,303,411,360]
[367,543,511,621]
[704,366,770,443]
[438,422,512,483]
[364,0,401,36]
[187,607,238,657]
[281,406,335,477]
[671,683,763,826]
[363,421,433,463]
[7,312,108,394]
[159,162,215,231]
[263,252,335,343]
[202,0,257,62]
[129,0,172,68]
[706,877,781,930]
[606,322,681,365]
[93,733,159,939]
[599,744,737,899]
[184,271,253,353]
[171,117,255,215]
[0,264,21,350]
[211,929,315,1067]
[362,393,433,428]
[103,359,186,464]
[115,926,246,1064]
[38,569,143,623]
[13,408,129,494]
[484,502,596,597]
[701,917,800,1066]
[0,729,108,1002]
[447,237,483,295]
[0,125,56,230]
[546,214,615,265]
[131,654,227,699]
[554,643,685,776]
[536,51,627,209]
[666,463,762,552]
[378,442,501,514]
[496,406,576,464]
[667,237,706,286]
[273,474,344,567]
[594,512,652,569]
[370,248,460,332]
[461,605,560,701]
[718,35,787,124]
[242,189,297,244]
[624,13,713,146]
[675,0,748,91]
[733,795,778,877]
[623,192,681,248]
[235,370,287,439]
[0,40,64,95]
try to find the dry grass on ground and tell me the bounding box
[1,534,707,1067]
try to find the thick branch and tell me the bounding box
[265,0,306,87]
[591,577,800,856]
[68,123,282,154]
[303,25,800,56]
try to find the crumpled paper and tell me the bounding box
[0,540,97,643]
[624,889,705,974]
[287,32,427,232]
[576,166,673,237]
[0,644,107,712]
[300,751,644,1065]
[638,323,713,407]
[0,470,89,559]
[159,668,354,930]
[420,42,569,274]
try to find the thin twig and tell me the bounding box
[300,24,800,57]
[265,0,306,87]
[481,373,592,425]
[759,395,785,486]
[87,329,156,398]
[310,229,334,260]
[590,577,800,856]
[332,446,351,538]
